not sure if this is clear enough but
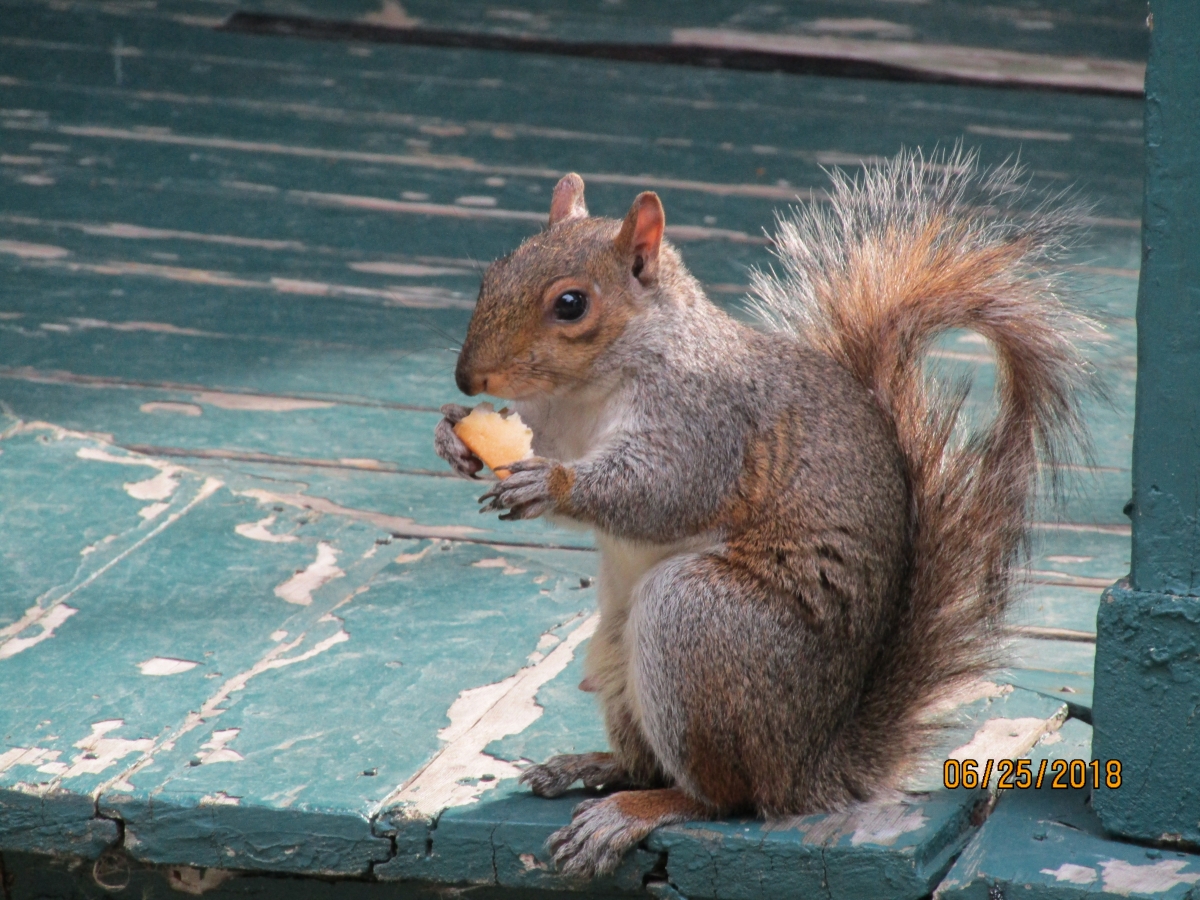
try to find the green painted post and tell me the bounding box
[1092,2,1200,843]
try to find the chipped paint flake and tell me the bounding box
[0,239,69,258]
[948,710,1068,786]
[1,470,221,657]
[198,728,243,765]
[75,446,182,500]
[138,657,199,676]
[125,469,181,501]
[0,746,60,774]
[848,804,929,846]
[473,556,527,576]
[63,720,155,778]
[783,800,928,847]
[0,603,77,660]
[1100,858,1200,894]
[394,544,437,565]
[193,391,334,412]
[140,401,202,416]
[94,628,349,798]
[198,793,241,807]
[1041,862,1098,884]
[235,514,298,543]
[139,502,169,520]
[238,487,482,539]
[274,542,343,605]
[379,614,598,816]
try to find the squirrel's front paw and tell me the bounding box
[478,457,570,521]
[434,404,484,479]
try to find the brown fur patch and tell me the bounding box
[548,464,576,508]
[456,217,645,400]
[610,788,709,824]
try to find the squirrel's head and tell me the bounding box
[456,173,668,399]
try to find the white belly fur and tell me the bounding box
[586,531,716,720]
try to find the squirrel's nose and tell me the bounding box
[455,361,485,396]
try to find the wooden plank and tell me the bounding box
[0,0,1146,893]
[936,722,1200,899]
[1091,0,1200,848]
[223,0,1147,95]
[231,0,1150,64]
[1,423,605,871]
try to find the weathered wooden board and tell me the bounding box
[937,722,1200,899]
[232,0,1150,63]
[0,0,1146,896]
[226,0,1147,97]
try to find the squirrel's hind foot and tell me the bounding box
[520,751,631,798]
[548,789,708,878]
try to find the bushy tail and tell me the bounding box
[749,148,1095,785]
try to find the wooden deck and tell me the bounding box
[3,2,1190,898]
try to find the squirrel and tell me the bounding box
[433,149,1092,878]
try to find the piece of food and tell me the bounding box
[453,402,534,478]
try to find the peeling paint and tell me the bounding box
[0,452,219,658]
[235,514,298,543]
[274,542,343,605]
[0,746,60,774]
[140,401,203,416]
[0,238,69,258]
[138,657,200,676]
[783,801,929,847]
[1041,862,1098,884]
[80,534,117,557]
[95,628,350,798]
[472,556,527,576]
[948,711,1068,786]
[0,604,77,660]
[76,446,182,500]
[378,614,598,817]
[1100,858,1200,894]
[193,391,334,412]
[348,261,470,276]
[198,793,241,807]
[63,720,155,779]
[71,318,216,337]
[394,544,437,565]
[139,502,170,520]
[198,728,243,765]
[238,487,483,539]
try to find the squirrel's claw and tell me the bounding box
[521,753,631,798]
[476,457,560,520]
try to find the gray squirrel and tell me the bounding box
[433,150,1091,877]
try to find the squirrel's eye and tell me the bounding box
[552,290,588,322]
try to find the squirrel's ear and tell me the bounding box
[549,173,588,226]
[615,191,664,285]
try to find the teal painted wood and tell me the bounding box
[232,0,1149,63]
[937,722,1200,899]
[1091,1,1200,847]
[1128,3,1200,597]
[0,0,1146,894]
[1092,582,1200,845]
[0,850,640,900]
